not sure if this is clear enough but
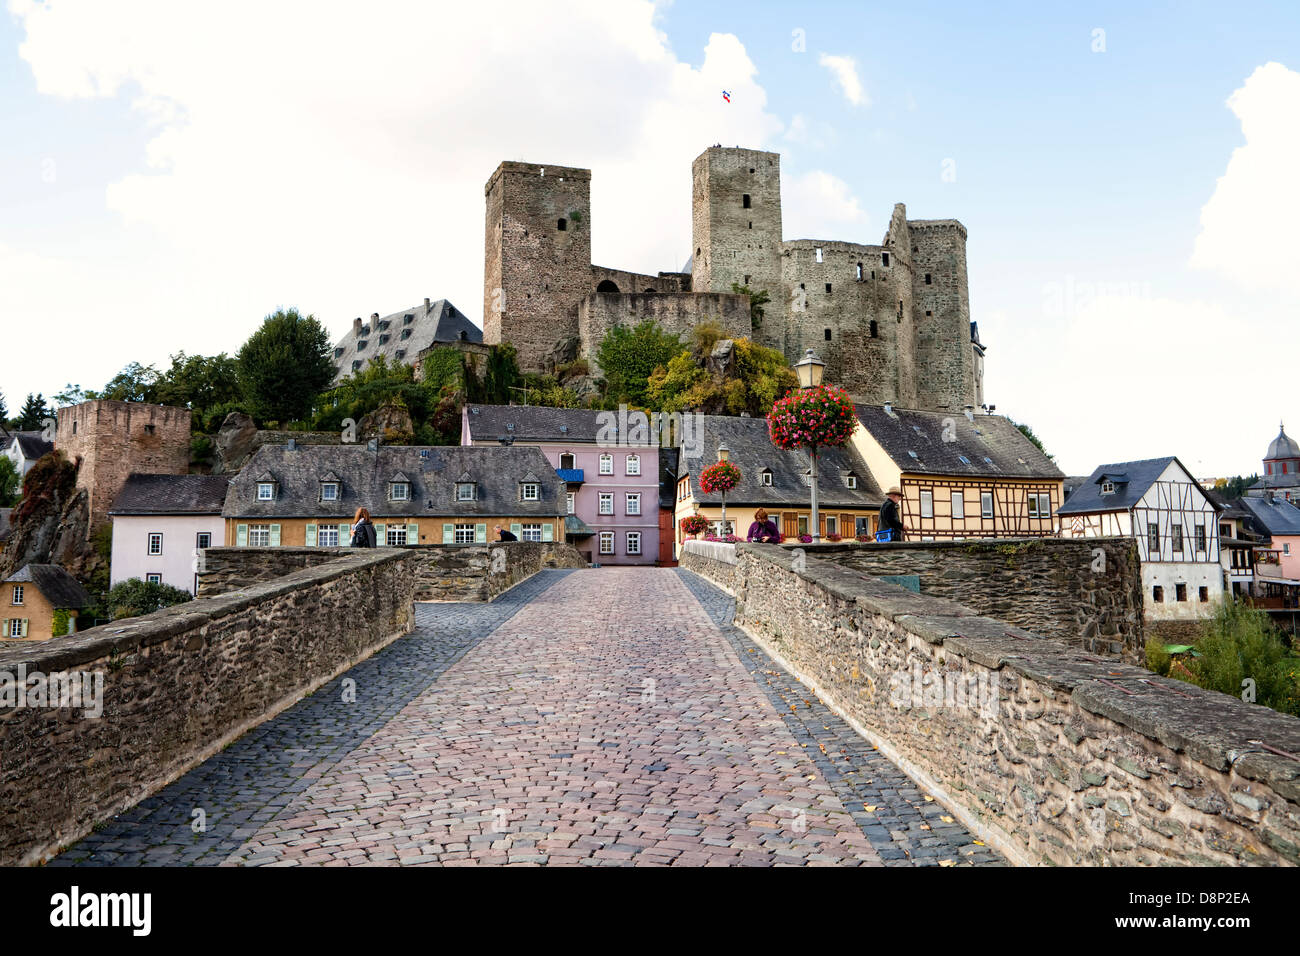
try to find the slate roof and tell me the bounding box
[331,299,481,384]
[1239,495,1300,537]
[678,415,882,508]
[1058,457,1213,516]
[225,445,565,519]
[1266,425,1300,461]
[4,564,92,609]
[464,405,626,445]
[109,474,231,515]
[7,431,53,462]
[854,405,1063,480]
[1250,472,1300,492]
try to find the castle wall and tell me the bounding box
[577,292,753,378]
[590,265,690,295]
[910,220,974,411]
[55,401,191,536]
[484,161,593,371]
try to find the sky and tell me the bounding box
[1,0,1297,478]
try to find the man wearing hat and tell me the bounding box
[878,487,907,542]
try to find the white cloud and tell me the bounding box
[2,1,783,401]
[781,169,868,241]
[817,53,867,107]
[1189,61,1300,298]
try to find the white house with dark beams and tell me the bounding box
[1059,456,1221,631]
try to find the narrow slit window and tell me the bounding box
[557,218,567,231]
[742,194,751,209]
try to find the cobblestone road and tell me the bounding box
[52,568,1002,867]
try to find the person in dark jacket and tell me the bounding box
[495,524,517,541]
[878,487,906,542]
[746,508,781,543]
[350,507,377,548]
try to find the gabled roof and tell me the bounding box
[4,564,92,609]
[9,432,53,462]
[1058,457,1212,515]
[331,299,481,384]
[464,405,636,445]
[678,415,882,508]
[225,444,565,519]
[1239,495,1300,537]
[854,405,1063,480]
[109,474,231,516]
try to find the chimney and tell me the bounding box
[964,404,975,423]
[371,312,380,328]
[353,317,362,337]
[424,297,432,313]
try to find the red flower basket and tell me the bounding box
[699,461,742,495]
[680,514,709,537]
[767,384,857,450]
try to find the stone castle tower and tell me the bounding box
[484,146,984,412]
[55,400,191,535]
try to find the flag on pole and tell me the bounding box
[722,90,731,103]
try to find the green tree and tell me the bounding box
[313,354,433,433]
[153,351,242,416]
[730,282,771,328]
[14,393,50,431]
[97,361,162,403]
[1010,419,1056,463]
[1213,475,1261,500]
[0,456,20,507]
[53,384,93,406]
[0,389,8,425]
[104,578,193,620]
[597,321,685,407]
[236,308,336,425]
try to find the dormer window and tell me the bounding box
[456,482,476,501]
[761,469,773,486]
[1101,481,1115,495]
[403,314,414,325]
[352,360,362,371]
[401,328,412,340]
[334,347,344,358]
[390,481,411,501]
[257,482,275,501]
[379,333,390,345]
[801,471,812,487]
[521,482,540,501]
[378,319,390,330]
[845,474,858,489]
[357,339,368,350]
[320,482,340,501]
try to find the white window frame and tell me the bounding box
[980,492,993,519]
[919,490,933,519]
[845,475,857,489]
[318,527,339,547]
[522,483,540,501]
[390,482,411,502]
[386,526,408,546]
[599,531,615,555]
[520,523,543,542]
[761,471,772,486]
[626,493,641,515]
[196,532,212,550]
[1100,480,1114,495]
[321,482,339,501]
[454,524,476,544]
[148,532,164,556]
[1028,496,1039,518]
[248,524,272,547]
[826,515,838,535]
[599,454,613,475]
[709,520,735,537]
[10,585,22,606]
[1037,493,1051,518]
[626,531,642,555]
[599,493,614,515]
[951,492,964,520]
[6,619,27,638]
[257,482,274,501]
[146,573,162,584]
[625,455,640,476]
[566,491,576,514]
[457,482,475,501]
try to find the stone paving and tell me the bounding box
[51,567,1002,867]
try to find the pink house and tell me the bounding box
[461,405,659,565]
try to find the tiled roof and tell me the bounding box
[678,415,882,508]
[1058,457,1211,515]
[465,405,626,444]
[855,405,1063,480]
[331,299,481,384]
[5,564,92,609]
[109,474,232,515]
[1239,494,1300,537]
[224,444,566,519]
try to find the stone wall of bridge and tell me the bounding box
[0,549,416,866]
[681,540,1300,867]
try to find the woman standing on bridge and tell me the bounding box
[747,509,781,543]
[350,507,377,548]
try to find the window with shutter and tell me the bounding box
[542,523,554,542]
[305,524,317,546]
[236,524,248,546]
[443,523,455,544]
[408,523,419,544]
[269,524,281,547]
[475,523,487,543]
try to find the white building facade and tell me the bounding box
[108,475,230,594]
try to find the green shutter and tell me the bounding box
[542,523,554,542]
[269,524,281,547]
[339,524,349,544]
[374,523,386,545]
[442,523,455,544]
[20,620,28,638]
[236,524,248,547]
[510,523,522,538]
[305,523,317,546]
[475,523,487,543]
[407,522,419,544]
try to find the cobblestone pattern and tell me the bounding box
[678,569,1002,866]
[49,571,570,866]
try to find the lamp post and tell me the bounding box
[794,349,826,544]
[717,442,730,537]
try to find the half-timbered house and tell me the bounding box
[850,404,1064,540]
[1059,457,1222,635]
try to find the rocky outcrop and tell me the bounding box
[213,412,259,474]
[0,451,98,587]
[358,404,414,443]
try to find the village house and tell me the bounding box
[109,474,230,595]
[1248,424,1300,503]
[849,403,1064,540]
[674,414,882,556]
[1236,493,1300,634]
[330,298,481,385]
[461,405,661,565]
[1059,456,1222,638]
[223,442,565,548]
[2,429,53,479]
[2,564,92,641]
[1205,489,1258,598]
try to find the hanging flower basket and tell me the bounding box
[680,514,709,537]
[767,384,857,450]
[699,461,742,495]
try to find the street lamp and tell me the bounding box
[717,442,730,536]
[795,349,825,543]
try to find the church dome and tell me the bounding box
[1266,424,1300,461]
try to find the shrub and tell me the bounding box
[105,578,193,621]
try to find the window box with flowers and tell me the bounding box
[680,514,709,539]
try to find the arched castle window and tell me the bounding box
[856,262,863,280]
[596,279,619,295]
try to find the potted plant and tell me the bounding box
[681,514,709,539]
[699,460,743,535]
[768,383,857,544]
